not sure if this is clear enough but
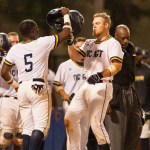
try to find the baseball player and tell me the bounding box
[1,7,72,150]
[0,32,23,150]
[64,12,123,150]
[53,37,90,150]
[105,25,142,150]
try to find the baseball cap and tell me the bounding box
[135,46,143,56]
[142,50,150,58]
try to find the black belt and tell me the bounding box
[19,78,45,84]
[1,95,17,99]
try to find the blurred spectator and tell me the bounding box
[134,47,150,150]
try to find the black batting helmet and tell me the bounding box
[46,8,84,36]
[0,33,11,52]
[0,33,11,63]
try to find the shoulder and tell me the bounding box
[108,37,120,44]
[62,59,72,64]
[37,35,55,42]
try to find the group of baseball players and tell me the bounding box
[0,6,149,150]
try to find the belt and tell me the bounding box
[19,78,45,84]
[0,95,17,99]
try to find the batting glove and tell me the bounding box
[87,72,103,84]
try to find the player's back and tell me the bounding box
[5,36,56,83]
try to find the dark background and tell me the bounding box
[0,0,150,72]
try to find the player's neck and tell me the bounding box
[96,34,111,43]
[21,38,33,44]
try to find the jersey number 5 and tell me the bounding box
[24,53,33,72]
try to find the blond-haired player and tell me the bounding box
[64,12,124,150]
[1,7,71,150]
[53,37,90,150]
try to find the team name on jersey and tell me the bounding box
[86,49,103,57]
[73,74,86,81]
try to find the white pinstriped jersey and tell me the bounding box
[4,35,58,83]
[78,37,123,80]
[53,59,86,95]
[0,60,18,97]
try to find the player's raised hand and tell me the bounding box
[60,7,69,16]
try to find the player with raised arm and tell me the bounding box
[64,12,124,150]
[1,7,72,150]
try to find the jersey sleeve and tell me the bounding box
[37,34,59,52]
[108,40,124,63]
[76,40,89,57]
[4,47,15,66]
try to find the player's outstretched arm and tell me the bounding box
[58,7,72,44]
[1,63,19,91]
[87,60,122,84]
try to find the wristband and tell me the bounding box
[63,25,72,29]
[64,14,71,24]
[107,64,118,76]
[10,80,19,89]
[63,14,72,31]
[7,77,13,84]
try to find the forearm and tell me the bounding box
[58,13,72,44]
[102,61,122,78]
[54,85,70,101]
[57,89,68,99]
[1,63,19,90]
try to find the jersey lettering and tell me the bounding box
[86,50,92,57]
[86,50,103,57]
[10,69,17,77]
[73,74,87,81]
[93,50,103,57]
[24,53,33,72]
